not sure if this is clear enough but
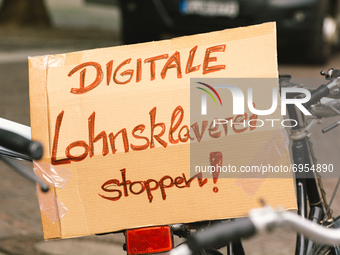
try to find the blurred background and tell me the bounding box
[1,0,340,254]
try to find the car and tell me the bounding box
[115,0,340,64]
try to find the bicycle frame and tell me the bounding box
[286,103,324,255]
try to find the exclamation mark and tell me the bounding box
[210,151,223,193]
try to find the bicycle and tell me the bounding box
[167,68,340,255]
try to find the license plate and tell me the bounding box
[180,0,239,18]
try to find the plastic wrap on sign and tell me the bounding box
[235,128,290,198]
[33,161,71,223]
[28,54,66,70]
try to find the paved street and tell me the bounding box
[0,1,340,254]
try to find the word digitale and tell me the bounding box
[68,45,226,94]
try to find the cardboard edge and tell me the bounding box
[28,56,62,240]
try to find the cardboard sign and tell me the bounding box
[29,22,296,240]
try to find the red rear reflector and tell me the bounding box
[126,225,173,254]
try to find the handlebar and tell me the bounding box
[170,206,340,255]
[303,84,330,110]
[0,128,43,160]
[280,69,340,111]
[185,218,256,254]
[302,78,339,110]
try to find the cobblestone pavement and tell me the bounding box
[0,1,340,254]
